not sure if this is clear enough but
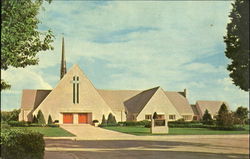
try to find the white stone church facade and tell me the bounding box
[19,38,228,124]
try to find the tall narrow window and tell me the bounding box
[76,76,79,103]
[73,76,75,104]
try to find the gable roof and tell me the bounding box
[97,89,141,111]
[124,87,159,114]
[164,91,193,115]
[21,90,51,110]
[196,100,228,115]
[32,64,114,119]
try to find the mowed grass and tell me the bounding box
[103,125,249,136]
[11,127,75,137]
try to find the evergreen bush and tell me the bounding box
[202,109,214,125]
[47,115,53,125]
[1,129,45,159]
[32,115,38,123]
[107,113,117,126]
[37,110,45,124]
[100,115,107,126]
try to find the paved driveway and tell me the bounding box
[60,124,135,140]
[45,134,249,159]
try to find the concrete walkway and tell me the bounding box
[60,124,135,140]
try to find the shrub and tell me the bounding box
[168,121,204,128]
[92,120,99,123]
[46,124,59,127]
[37,110,45,124]
[29,123,44,127]
[0,109,20,122]
[1,129,45,159]
[107,113,117,126]
[234,106,248,125]
[1,124,10,129]
[153,112,158,119]
[144,122,151,128]
[7,121,26,127]
[32,115,38,123]
[123,121,137,126]
[202,109,214,125]
[118,120,151,127]
[100,115,107,127]
[216,104,234,128]
[47,115,53,125]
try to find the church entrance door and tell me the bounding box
[63,113,73,124]
[78,113,88,124]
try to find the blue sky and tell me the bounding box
[1,1,249,111]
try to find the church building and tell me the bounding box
[19,38,228,124]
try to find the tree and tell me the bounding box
[37,110,45,124]
[202,109,213,125]
[47,115,53,124]
[101,115,107,125]
[0,109,20,122]
[1,0,54,90]
[153,112,158,120]
[224,0,249,91]
[234,106,248,125]
[32,115,38,123]
[107,113,116,125]
[216,103,234,128]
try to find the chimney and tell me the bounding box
[184,88,187,97]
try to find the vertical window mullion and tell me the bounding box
[73,76,75,104]
[77,76,79,103]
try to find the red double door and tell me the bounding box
[78,113,88,124]
[63,113,73,124]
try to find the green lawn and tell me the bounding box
[11,127,75,137]
[103,125,249,136]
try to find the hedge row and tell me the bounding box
[118,120,151,126]
[7,121,59,127]
[99,120,151,127]
[168,121,205,128]
[0,129,45,159]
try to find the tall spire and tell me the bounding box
[60,37,67,79]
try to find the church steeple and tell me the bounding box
[60,37,67,79]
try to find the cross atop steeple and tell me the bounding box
[60,36,67,79]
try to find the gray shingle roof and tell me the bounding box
[164,91,193,115]
[21,89,51,109]
[97,89,141,111]
[124,87,160,114]
[196,100,228,116]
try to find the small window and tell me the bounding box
[193,116,198,120]
[145,115,152,120]
[182,115,191,121]
[169,115,176,120]
[157,115,165,120]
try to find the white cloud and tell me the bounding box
[3,0,248,111]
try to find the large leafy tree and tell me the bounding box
[224,0,249,91]
[234,106,248,125]
[1,0,54,90]
[216,103,234,128]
